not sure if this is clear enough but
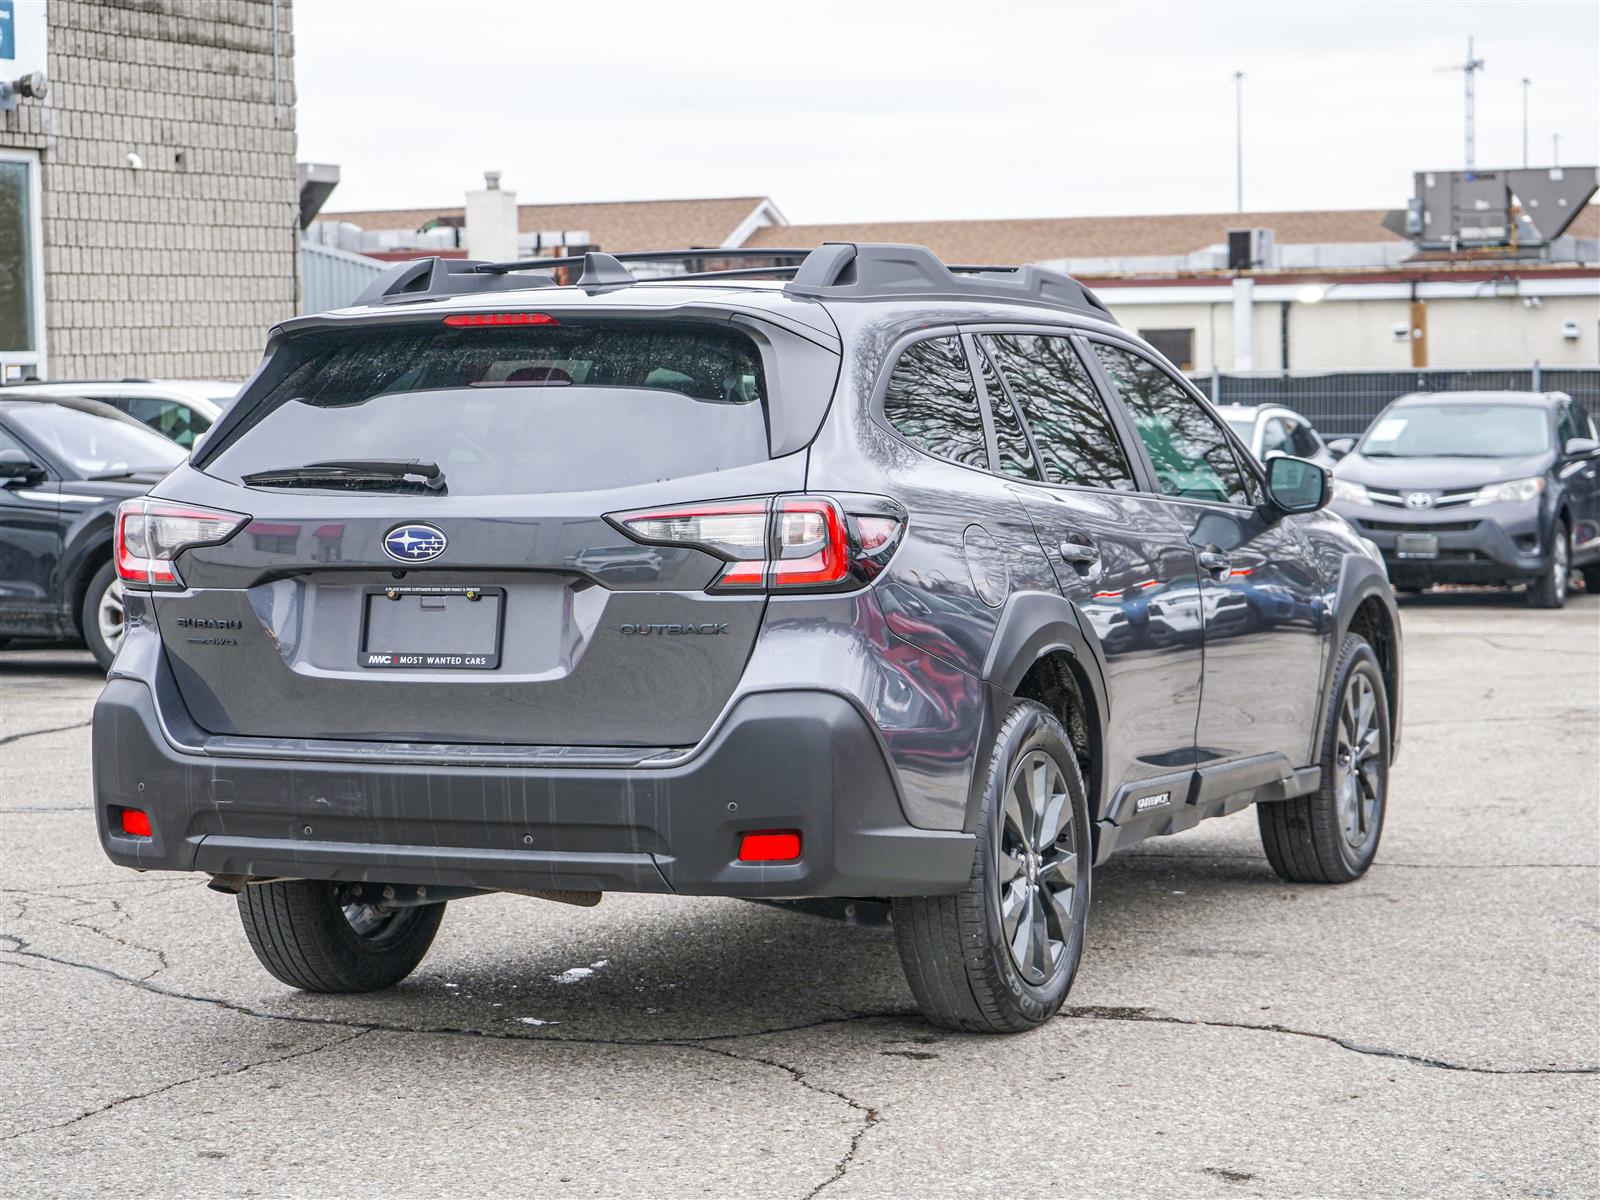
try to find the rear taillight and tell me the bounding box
[607,494,905,594]
[116,498,249,589]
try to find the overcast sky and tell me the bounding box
[296,0,1599,223]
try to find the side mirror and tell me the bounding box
[1265,455,1329,514]
[1564,436,1600,459]
[1325,437,1355,461]
[0,447,46,485]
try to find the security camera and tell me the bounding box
[126,152,144,171]
[0,71,46,111]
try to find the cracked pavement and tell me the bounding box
[1,594,1596,1198]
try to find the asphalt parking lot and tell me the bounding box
[2,594,1596,1199]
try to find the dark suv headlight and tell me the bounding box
[1468,477,1544,506]
[1331,478,1371,505]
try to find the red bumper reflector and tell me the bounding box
[119,808,152,838]
[738,830,802,863]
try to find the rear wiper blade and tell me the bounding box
[242,459,446,491]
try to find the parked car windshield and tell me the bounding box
[1224,417,1254,442]
[6,403,186,477]
[1358,403,1550,458]
[204,321,770,495]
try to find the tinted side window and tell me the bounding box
[1288,420,1322,458]
[1557,404,1581,447]
[980,334,1134,490]
[881,337,988,469]
[125,397,211,449]
[972,340,1039,480]
[1093,343,1249,505]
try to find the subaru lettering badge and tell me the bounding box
[382,523,448,563]
[1405,492,1434,510]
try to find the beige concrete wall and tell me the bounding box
[1109,290,1599,372]
[0,0,298,380]
[1423,295,1598,368]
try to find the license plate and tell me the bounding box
[360,586,504,669]
[1394,533,1439,560]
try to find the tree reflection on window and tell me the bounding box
[882,337,988,469]
[982,335,1134,490]
[1093,344,1248,506]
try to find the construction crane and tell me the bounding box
[1437,35,1488,172]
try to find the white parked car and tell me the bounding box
[1217,403,1335,469]
[0,379,239,450]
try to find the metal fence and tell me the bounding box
[1191,366,1600,436]
[300,241,387,314]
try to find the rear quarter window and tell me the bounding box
[880,336,987,469]
[205,321,771,495]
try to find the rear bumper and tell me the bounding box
[93,679,975,898]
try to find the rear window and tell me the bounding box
[205,321,770,495]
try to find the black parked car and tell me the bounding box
[1329,391,1600,606]
[0,395,186,667]
[93,244,1401,1033]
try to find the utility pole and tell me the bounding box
[1232,70,1245,212]
[1461,35,1486,171]
[1521,78,1532,167]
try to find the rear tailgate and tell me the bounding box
[150,313,827,747]
[149,464,798,746]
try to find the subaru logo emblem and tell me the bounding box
[382,523,447,563]
[1405,492,1434,510]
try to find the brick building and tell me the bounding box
[0,0,298,382]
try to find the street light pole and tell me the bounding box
[1521,78,1531,167]
[1553,132,1561,168]
[1233,70,1245,213]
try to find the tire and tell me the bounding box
[893,700,1092,1033]
[80,560,125,671]
[1583,565,1600,595]
[1258,633,1390,883]
[237,880,445,992]
[1527,521,1570,609]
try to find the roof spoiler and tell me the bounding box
[350,244,1117,324]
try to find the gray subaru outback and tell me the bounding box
[94,244,1401,1032]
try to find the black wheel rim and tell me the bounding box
[1334,672,1384,852]
[997,750,1079,985]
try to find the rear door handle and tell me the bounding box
[1198,548,1231,574]
[1059,540,1100,566]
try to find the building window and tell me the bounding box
[1137,328,1195,372]
[0,151,43,379]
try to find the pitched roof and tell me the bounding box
[321,196,771,253]
[742,209,1410,264]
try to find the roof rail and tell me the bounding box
[349,243,1115,324]
[783,242,1116,322]
[351,248,817,307]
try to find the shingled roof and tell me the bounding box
[741,209,1411,263]
[321,196,774,253]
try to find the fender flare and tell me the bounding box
[968,589,1113,828]
[1313,553,1404,762]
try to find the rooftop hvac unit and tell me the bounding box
[1227,228,1274,270]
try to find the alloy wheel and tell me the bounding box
[96,578,126,653]
[1334,673,1384,851]
[1553,535,1569,605]
[996,750,1080,985]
